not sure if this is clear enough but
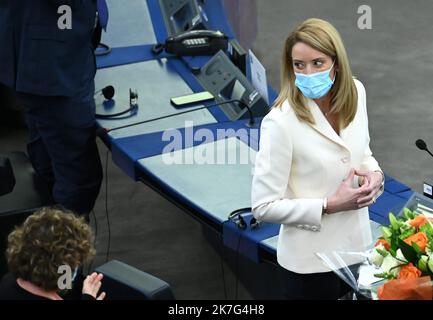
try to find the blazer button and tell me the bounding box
[311,226,319,232]
[341,157,350,163]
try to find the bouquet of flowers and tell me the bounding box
[317,206,433,300]
[368,209,433,300]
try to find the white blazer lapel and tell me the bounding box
[308,99,350,151]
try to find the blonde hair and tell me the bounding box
[275,18,357,129]
[6,207,95,291]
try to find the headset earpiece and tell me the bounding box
[237,215,247,230]
[228,207,259,231]
[249,217,260,229]
[101,85,115,100]
[95,86,139,119]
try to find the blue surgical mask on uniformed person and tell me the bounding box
[294,60,336,99]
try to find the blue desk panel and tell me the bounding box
[109,118,262,179]
[136,137,256,224]
[95,60,217,140]
[102,0,157,47]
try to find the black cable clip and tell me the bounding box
[152,43,165,55]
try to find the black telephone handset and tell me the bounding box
[164,30,228,56]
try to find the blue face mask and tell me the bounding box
[294,61,336,99]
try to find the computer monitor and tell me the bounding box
[197,51,269,121]
[228,39,247,75]
[159,0,206,36]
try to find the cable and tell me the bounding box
[235,231,242,300]
[105,149,111,263]
[227,207,252,299]
[228,207,253,220]
[103,99,256,134]
[95,42,112,56]
[219,234,228,300]
[96,88,139,119]
[87,209,98,273]
[96,105,138,119]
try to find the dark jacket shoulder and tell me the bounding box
[0,273,47,300]
[0,0,98,97]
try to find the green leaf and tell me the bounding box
[397,238,418,263]
[374,272,397,280]
[403,208,415,220]
[390,263,407,271]
[399,227,416,241]
[403,208,411,219]
[376,248,389,257]
[381,226,393,242]
[390,233,399,254]
[389,212,400,232]
[412,242,422,255]
[420,223,433,236]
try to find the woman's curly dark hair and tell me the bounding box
[6,207,95,291]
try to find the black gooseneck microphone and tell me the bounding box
[98,99,258,136]
[416,139,433,158]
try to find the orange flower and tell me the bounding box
[409,215,428,229]
[375,238,391,251]
[398,263,422,280]
[377,276,433,300]
[404,232,428,252]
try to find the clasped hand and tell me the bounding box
[327,168,383,214]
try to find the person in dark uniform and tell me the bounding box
[0,0,109,216]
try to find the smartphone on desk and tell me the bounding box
[170,91,215,108]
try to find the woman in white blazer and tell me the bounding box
[251,18,384,300]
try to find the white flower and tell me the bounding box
[396,249,408,263]
[369,244,386,267]
[381,254,403,277]
[404,220,412,227]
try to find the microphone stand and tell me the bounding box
[103,99,258,133]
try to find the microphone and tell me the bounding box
[95,85,115,100]
[416,139,433,158]
[416,139,433,200]
[100,98,258,135]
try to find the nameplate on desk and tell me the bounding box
[249,49,269,105]
[423,180,433,199]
